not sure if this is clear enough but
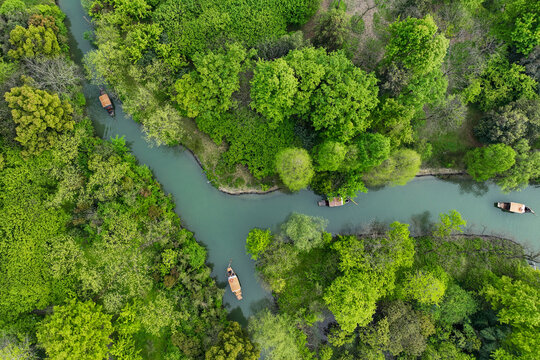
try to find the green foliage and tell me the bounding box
[0,0,25,15]
[220,108,296,179]
[0,150,74,325]
[205,321,260,360]
[351,133,391,172]
[371,98,414,149]
[363,149,421,187]
[314,141,347,172]
[325,222,414,332]
[482,275,540,358]
[36,299,113,360]
[434,283,478,326]
[174,44,254,142]
[281,213,328,252]
[278,0,320,25]
[464,143,516,181]
[0,58,17,84]
[496,0,540,55]
[151,0,296,62]
[275,147,314,191]
[397,269,448,305]
[8,25,61,59]
[281,47,379,141]
[463,56,537,111]
[248,309,310,360]
[385,15,449,75]
[325,270,381,331]
[250,58,298,128]
[246,228,273,260]
[432,210,467,239]
[4,84,74,155]
[296,50,379,141]
[313,9,350,52]
[496,139,540,192]
[382,300,432,357]
[474,98,540,146]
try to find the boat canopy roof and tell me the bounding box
[509,202,525,213]
[228,276,241,292]
[99,94,112,108]
[328,197,344,207]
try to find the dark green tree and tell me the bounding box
[205,321,260,360]
[313,9,350,52]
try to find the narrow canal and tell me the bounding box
[59,0,540,323]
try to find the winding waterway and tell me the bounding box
[59,0,540,324]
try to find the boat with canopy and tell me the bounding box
[227,262,242,300]
[496,202,535,214]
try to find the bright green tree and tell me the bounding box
[496,140,540,192]
[465,144,516,181]
[463,57,537,111]
[281,213,328,252]
[351,133,391,172]
[4,85,74,156]
[250,58,298,128]
[37,299,113,360]
[284,48,379,141]
[363,149,421,187]
[385,15,449,75]
[8,25,61,59]
[371,98,414,149]
[397,269,448,305]
[246,228,273,260]
[307,51,379,141]
[324,271,381,331]
[275,147,314,191]
[248,309,310,360]
[0,0,25,15]
[496,0,540,55]
[205,321,260,360]
[174,44,254,142]
[314,141,347,171]
[432,210,467,239]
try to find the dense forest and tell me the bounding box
[82,0,539,196]
[245,211,540,359]
[0,1,258,359]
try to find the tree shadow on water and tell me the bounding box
[443,177,489,197]
[227,306,248,327]
[409,211,434,236]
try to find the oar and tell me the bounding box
[350,198,359,206]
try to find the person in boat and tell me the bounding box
[227,265,243,300]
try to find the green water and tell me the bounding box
[59,0,540,323]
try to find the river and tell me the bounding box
[59,0,540,324]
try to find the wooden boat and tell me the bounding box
[227,265,242,300]
[318,197,350,207]
[99,89,115,117]
[496,202,535,214]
